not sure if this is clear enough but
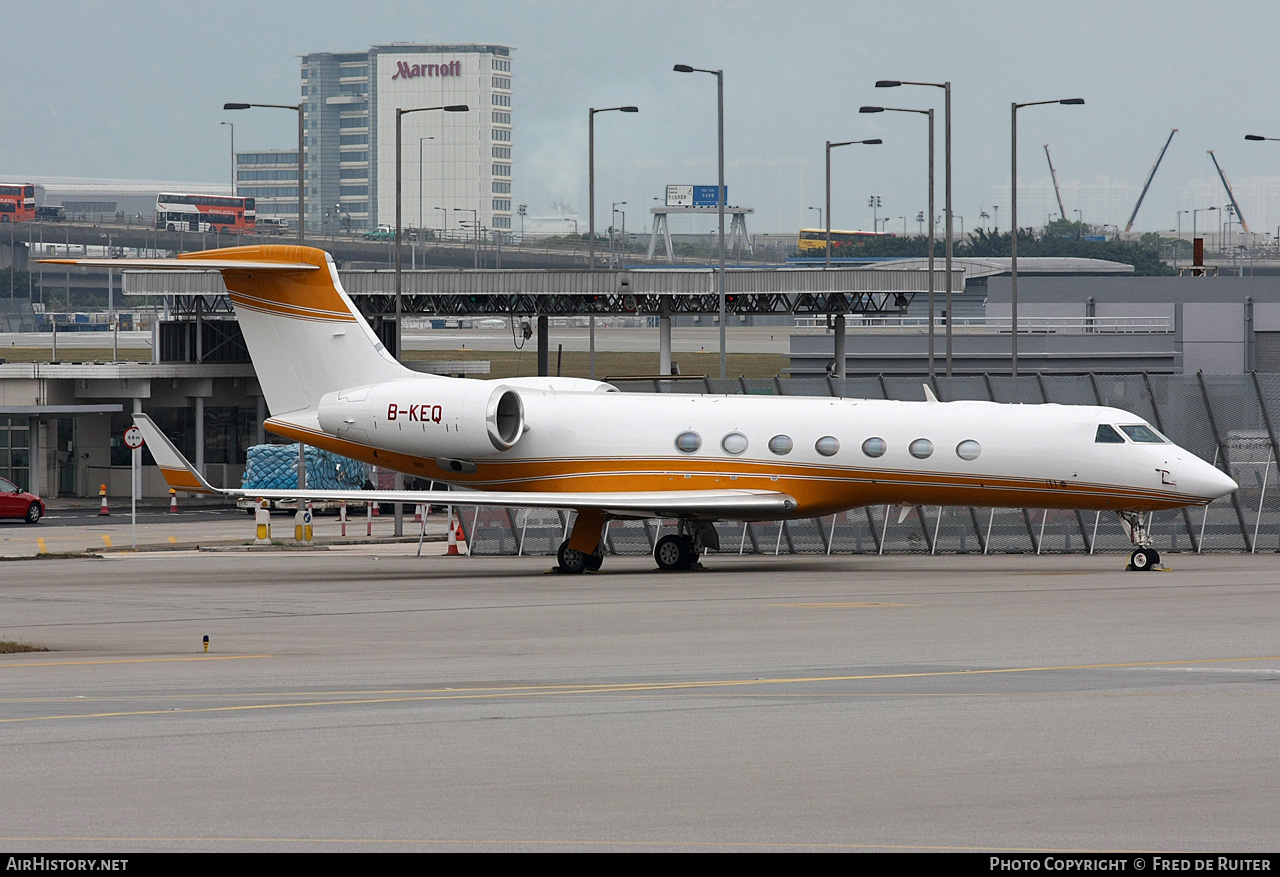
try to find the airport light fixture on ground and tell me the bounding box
[674,63,727,380]
[863,103,938,376]
[1010,97,1084,376]
[878,79,954,375]
[222,102,304,243]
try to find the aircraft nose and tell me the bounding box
[1183,457,1238,501]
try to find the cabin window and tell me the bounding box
[721,432,748,455]
[675,431,702,453]
[956,439,981,461]
[861,437,886,458]
[815,436,840,457]
[1119,424,1167,443]
[909,438,934,459]
[1095,424,1125,444]
[768,435,793,455]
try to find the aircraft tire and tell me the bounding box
[1129,548,1158,571]
[654,534,692,571]
[584,549,604,572]
[557,539,588,574]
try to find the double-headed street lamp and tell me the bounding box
[223,102,304,243]
[860,103,942,376]
[1010,97,1084,377]
[454,207,480,269]
[588,106,639,268]
[822,137,880,380]
[674,63,727,380]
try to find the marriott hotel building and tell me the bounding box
[298,43,514,234]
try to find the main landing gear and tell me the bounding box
[556,539,603,574]
[653,520,720,572]
[1118,511,1161,572]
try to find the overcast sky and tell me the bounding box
[7,0,1280,235]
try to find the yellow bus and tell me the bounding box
[796,228,892,253]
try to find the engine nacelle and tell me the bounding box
[318,378,524,459]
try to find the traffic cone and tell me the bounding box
[446,514,461,556]
[455,518,467,555]
[168,488,178,514]
[98,484,109,516]
[414,504,424,523]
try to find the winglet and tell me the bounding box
[923,383,940,404]
[131,414,224,495]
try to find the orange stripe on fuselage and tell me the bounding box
[264,419,1201,515]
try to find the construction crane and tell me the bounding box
[1043,144,1067,219]
[1207,150,1251,234]
[1124,128,1177,233]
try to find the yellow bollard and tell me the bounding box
[254,499,271,545]
[203,635,209,653]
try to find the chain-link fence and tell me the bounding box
[455,372,1279,558]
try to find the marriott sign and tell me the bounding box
[392,59,462,80]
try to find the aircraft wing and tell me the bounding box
[131,414,797,521]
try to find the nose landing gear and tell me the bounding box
[1118,511,1161,572]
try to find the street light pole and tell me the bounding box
[418,136,433,237]
[224,102,306,242]
[220,122,235,196]
[674,64,727,380]
[396,105,468,360]
[1010,97,1084,377]
[455,208,479,267]
[823,137,880,382]
[588,106,639,269]
[877,80,953,373]
[862,103,937,375]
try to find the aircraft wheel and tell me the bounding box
[557,539,588,574]
[584,548,604,572]
[654,534,693,571]
[1129,547,1158,571]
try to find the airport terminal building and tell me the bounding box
[296,43,515,234]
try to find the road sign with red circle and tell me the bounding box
[123,426,145,449]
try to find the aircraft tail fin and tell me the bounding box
[202,245,414,415]
[131,413,226,496]
[43,245,417,416]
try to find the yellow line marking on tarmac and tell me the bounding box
[169,536,177,544]
[0,655,275,669]
[100,535,111,547]
[36,538,46,554]
[2,655,1276,724]
[773,602,919,608]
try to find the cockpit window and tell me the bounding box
[1095,424,1125,444]
[1119,424,1167,443]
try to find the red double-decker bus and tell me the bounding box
[0,183,36,223]
[155,192,256,233]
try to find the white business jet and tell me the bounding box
[46,245,1237,573]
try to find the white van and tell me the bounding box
[257,218,289,235]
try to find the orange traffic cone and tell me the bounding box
[168,488,178,514]
[454,518,467,555]
[414,504,424,523]
[446,517,460,555]
[98,484,109,516]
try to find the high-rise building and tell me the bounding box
[300,43,514,235]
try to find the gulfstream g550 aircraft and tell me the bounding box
[46,245,1237,573]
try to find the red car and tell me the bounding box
[0,476,43,523]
